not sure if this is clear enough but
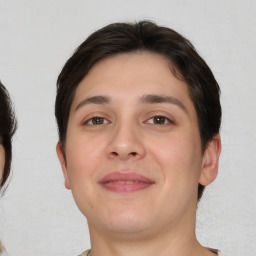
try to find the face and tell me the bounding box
[0,145,5,181]
[57,52,220,238]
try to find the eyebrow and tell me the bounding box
[75,94,187,113]
[139,94,187,113]
[75,95,111,111]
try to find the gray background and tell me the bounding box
[0,0,255,255]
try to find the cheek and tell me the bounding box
[149,131,202,187]
[65,132,108,189]
[0,148,5,179]
[144,132,202,220]
[64,135,106,213]
[0,163,4,179]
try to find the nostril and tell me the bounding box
[109,151,138,159]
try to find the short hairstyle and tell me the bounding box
[55,20,221,200]
[0,81,17,191]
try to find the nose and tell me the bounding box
[106,123,146,161]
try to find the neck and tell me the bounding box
[88,212,213,256]
[86,193,216,256]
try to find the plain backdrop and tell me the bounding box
[0,1,255,255]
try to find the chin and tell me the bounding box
[104,221,152,237]
[92,207,154,235]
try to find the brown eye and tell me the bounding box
[153,116,167,124]
[146,116,172,125]
[85,117,108,125]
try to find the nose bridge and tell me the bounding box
[106,117,145,160]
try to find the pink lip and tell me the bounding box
[98,172,155,193]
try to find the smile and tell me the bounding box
[98,172,155,193]
[110,180,146,184]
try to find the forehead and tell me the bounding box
[72,51,193,107]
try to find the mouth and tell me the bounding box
[98,172,155,193]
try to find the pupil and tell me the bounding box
[154,116,165,124]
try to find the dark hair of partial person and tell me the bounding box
[55,20,221,200]
[0,81,17,191]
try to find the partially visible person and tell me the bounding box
[0,81,17,255]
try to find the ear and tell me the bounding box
[56,142,71,189]
[199,134,221,186]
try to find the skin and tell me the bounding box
[57,51,221,256]
[0,145,5,182]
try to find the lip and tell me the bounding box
[98,171,155,193]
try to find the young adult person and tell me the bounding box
[0,81,17,255]
[55,21,228,256]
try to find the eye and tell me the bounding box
[146,116,173,125]
[84,116,109,125]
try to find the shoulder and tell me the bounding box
[208,248,229,256]
[78,249,90,256]
[77,249,230,256]
[218,252,229,256]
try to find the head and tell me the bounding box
[0,81,17,192]
[55,21,221,201]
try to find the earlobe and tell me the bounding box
[56,142,71,190]
[199,134,221,186]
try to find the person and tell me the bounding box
[0,81,17,255]
[55,21,228,256]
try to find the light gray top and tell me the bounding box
[79,249,229,256]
